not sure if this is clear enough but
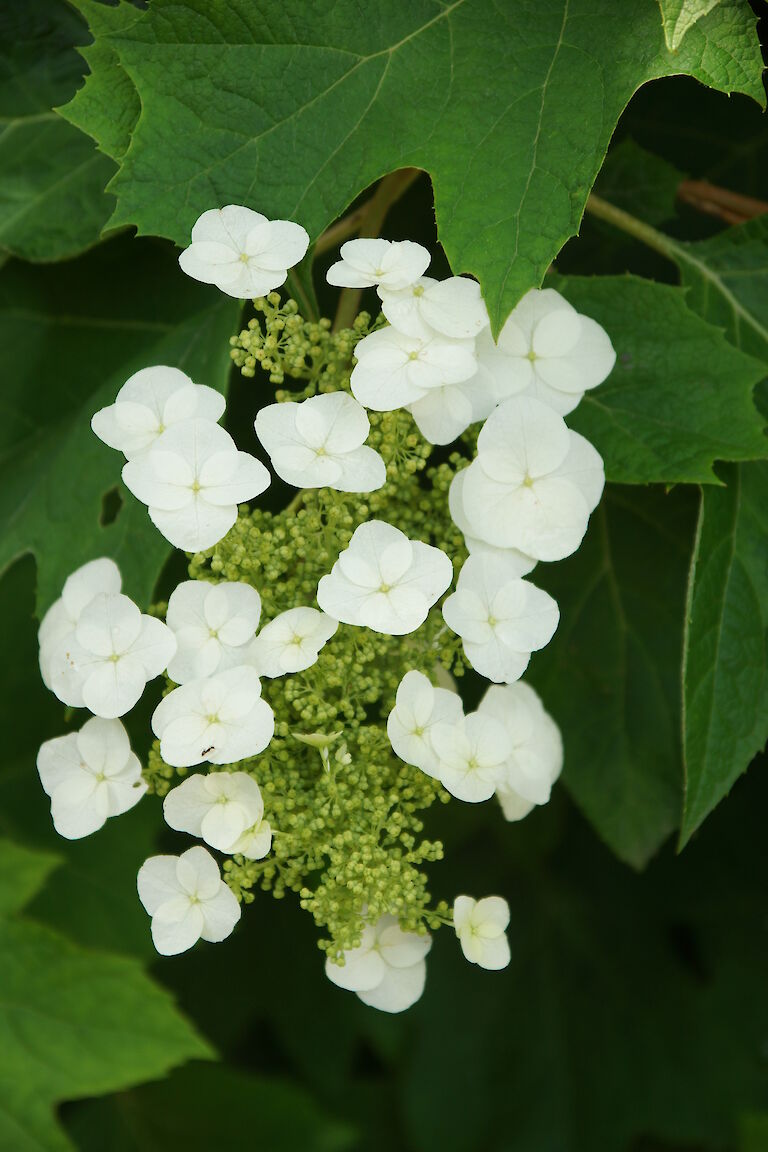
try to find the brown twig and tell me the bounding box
[676,179,768,226]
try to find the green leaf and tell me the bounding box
[529,485,697,868]
[62,0,763,331]
[403,760,768,1152]
[593,139,685,227]
[557,275,768,484]
[65,1063,357,1152]
[681,463,768,846]
[657,218,768,845]
[675,215,768,362]
[58,0,143,164]
[0,237,239,616]
[659,0,721,52]
[0,0,115,261]
[0,836,211,1152]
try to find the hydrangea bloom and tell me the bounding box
[478,682,563,821]
[460,396,605,561]
[152,666,274,768]
[122,418,270,552]
[166,580,262,683]
[429,712,510,802]
[91,366,225,459]
[325,913,432,1012]
[36,717,145,840]
[255,392,385,492]
[495,287,616,415]
[378,275,489,339]
[317,520,452,636]
[48,592,176,718]
[163,770,272,859]
[326,238,430,290]
[250,607,338,677]
[38,557,121,690]
[350,326,477,412]
[442,554,559,683]
[448,469,536,571]
[178,205,309,299]
[453,895,511,970]
[387,669,463,778]
[137,846,241,956]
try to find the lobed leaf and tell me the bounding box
[61,0,764,331]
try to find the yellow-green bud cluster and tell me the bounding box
[150,299,474,958]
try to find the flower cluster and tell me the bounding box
[35,205,614,1012]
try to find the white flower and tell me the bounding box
[36,717,145,840]
[166,580,262,684]
[495,288,616,415]
[350,326,477,412]
[448,469,536,571]
[453,895,511,970]
[442,554,559,683]
[378,275,489,339]
[429,712,510,802]
[407,369,499,446]
[122,419,270,552]
[478,682,563,820]
[163,770,271,859]
[137,846,241,956]
[325,913,431,1013]
[255,392,385,492]
[178,205,309,299]
[47,592,176,718]
[387,669,463,778]
[250,607,337,677]
[151,666,274,768]
[317,520,452,636]
[38,558,122,690]
[460,396,604,561]
[326,238,430,290]
[91,366,225,459]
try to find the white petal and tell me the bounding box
[137,855,183,915]
[36,733,83,797]
[150,500,238,553]
[200,883,242,942]
[357,959,427,1012]
[76,715,130,774]
[151,897,205,955]
[82,657,148,719]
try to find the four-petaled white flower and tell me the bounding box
[48,592,176,718]
[122,418,270,552]
[163,770,272,859]
[38,558,122,691]
[442,554,559,683]
[496,287,616,415]
[152,666,274,768]
[453,895,511,970]
[459,396,605,561]
[178,205,309,299]
[478,682,563,821]
[255,392,385,492]
[317,520,453,636]
[429,712,510,803]
[325,913,432,1013]
[378,275,489,340]
[351,326,477,412]
[326,238,430,290]
[137,846,241,956]
[387,669,463,778]
[166,580,262,684]
[36,717,146,840]
[91,366,225,460]
[250,606,338,678]
[448,468,536,571]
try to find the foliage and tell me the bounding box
[2,1,768,1149]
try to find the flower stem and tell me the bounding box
[585,194,683,263]
[332,168,423,332]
